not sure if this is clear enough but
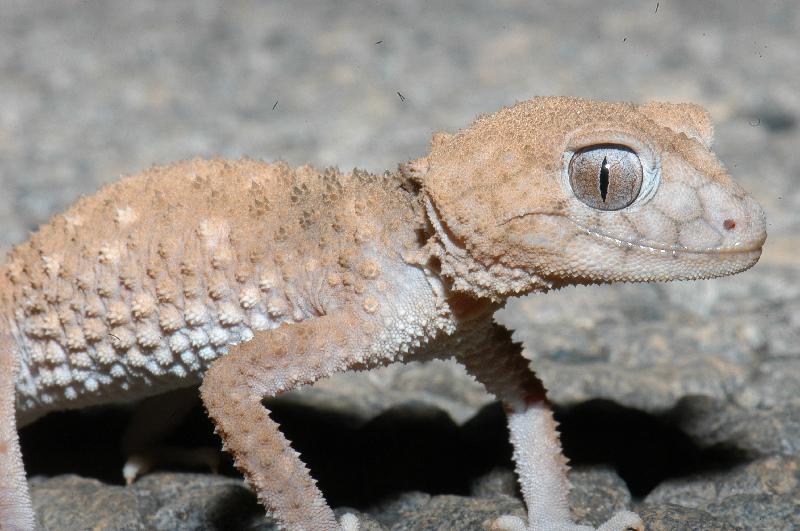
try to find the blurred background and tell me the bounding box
[2,1,798,529]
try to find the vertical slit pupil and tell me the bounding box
[599,156,609,202]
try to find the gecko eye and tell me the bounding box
[568,145,643,210]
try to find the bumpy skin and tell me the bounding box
[0,97,766,530]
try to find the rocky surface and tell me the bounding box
[2,0,798,529]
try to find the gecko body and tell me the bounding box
[0,97,766,530]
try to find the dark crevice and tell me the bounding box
[20,395,752,509]
[555,399,750,497]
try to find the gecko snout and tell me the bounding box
[721,194,767,252]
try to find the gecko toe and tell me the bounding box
[597,511,644,531]
[488,510,642,531]
[339,512,360,531]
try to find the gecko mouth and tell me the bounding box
[498,208,766,257]
[572,220,766,257]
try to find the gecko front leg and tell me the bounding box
[200,309,389,531]
[456,322,643,531]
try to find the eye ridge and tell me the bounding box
[599,155,609,202]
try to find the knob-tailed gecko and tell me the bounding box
[0,97,767,530]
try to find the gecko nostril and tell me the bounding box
[723,219,736,231]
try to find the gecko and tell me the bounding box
[0,97,766,530]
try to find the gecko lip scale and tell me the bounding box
[575,222,767,256]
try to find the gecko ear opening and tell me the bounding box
[638,101,714,147]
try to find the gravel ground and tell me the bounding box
[2,1,798,529]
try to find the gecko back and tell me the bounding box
[2,157,420,425]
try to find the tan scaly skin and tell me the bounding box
[0,97,766,530]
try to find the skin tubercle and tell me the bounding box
[2,158,425,423]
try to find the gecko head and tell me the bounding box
[408,96,766,297]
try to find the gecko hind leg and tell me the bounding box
[0,330,35,530]
[122,387,220,484]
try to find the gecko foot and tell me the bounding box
[490,511,643,531]
[123,446,221,484]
